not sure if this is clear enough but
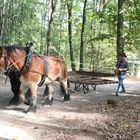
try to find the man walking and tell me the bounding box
[115,53,129,96]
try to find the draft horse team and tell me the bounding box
[0,43,70,113]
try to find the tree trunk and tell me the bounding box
[0,1,4,37]
[79,0,87,71]
[45,0,57,55]
[116,0,125,57]
[67,0,76,71]
[0,0,12,44]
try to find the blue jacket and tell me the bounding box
[116,60,129,75]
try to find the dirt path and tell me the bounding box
[0,78,140,140]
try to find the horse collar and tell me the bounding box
[20,45,33,74]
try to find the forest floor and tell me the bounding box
[0,76,140,140]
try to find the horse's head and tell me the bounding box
[0,46,26,72]
[0,47,7,70]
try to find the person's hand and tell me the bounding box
[118,68,122,71]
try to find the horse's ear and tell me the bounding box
[26,42,33,47]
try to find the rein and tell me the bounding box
[1,50,48,76]
[1,48,55,86]
[28,68,53,82]
[28,69,46,76]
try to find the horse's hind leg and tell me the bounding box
[43,84,54,106]
[43,84,49,96]
[24,88,31,105]
[60,79,70,101]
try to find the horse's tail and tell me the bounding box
[61,60,68,80]
[60,60,69,94]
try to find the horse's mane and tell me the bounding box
[0,45,64,63]
[0,45,26,55]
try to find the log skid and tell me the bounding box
[68,71,118,93]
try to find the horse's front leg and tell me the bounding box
[26,83,38,113]
[8,75,21,106]
[19,84,27,104]
[19,83,37,113]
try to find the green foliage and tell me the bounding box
[0,0,140,72]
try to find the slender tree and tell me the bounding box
[116,0,125,57]
[0,0,4,40]
[67,0,76,71]
[79,0,87,71]
[0,0,13,44]
[45,0,57,55]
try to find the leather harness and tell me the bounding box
[4,43,48,87]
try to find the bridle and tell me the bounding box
[0,49,45,75]
[0,49,32,73]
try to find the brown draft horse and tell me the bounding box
[0,45,70,113]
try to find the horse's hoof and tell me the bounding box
[25,104,37,113]
[42,97,53,106]
[64,94,70,101]
[8,97,20,106]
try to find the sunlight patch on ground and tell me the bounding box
[121,93,140,97]
[0,123,31,140]
[1,109,49,122]
[111,92,140,97]
[125,80,140,84]
[1,108,109,131]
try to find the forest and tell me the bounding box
[0,0,140,73]
[0,1,140,139]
